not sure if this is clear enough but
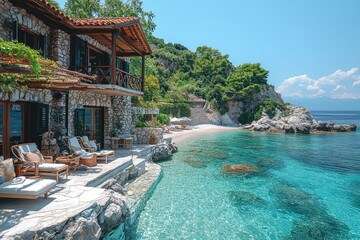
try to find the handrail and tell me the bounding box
[69,65,143,92]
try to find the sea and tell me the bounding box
[125,111,360,240]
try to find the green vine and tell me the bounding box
[0,38,58,91]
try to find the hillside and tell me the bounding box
[134,36,285,125]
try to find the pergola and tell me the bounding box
[8,0,152,91]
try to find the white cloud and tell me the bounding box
[331,85,346,93]
[277,68,360,99]
[353,77,360,87]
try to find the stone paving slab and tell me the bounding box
[0,145,152,238]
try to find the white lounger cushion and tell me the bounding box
[0,178,56,196]
[96,150,114,156]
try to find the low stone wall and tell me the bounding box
[134,127,163,144]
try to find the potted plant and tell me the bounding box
[149,131,157,145]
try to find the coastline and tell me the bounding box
[164,124,239,144]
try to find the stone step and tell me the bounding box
[132,157,147,176]
[86,157,133,187]
[133,146,152,158]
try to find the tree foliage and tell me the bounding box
[46,0,61,9]
[144,75,160,102]
[64,0,101,18]
[101,0,155,37]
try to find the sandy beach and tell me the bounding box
[163,124,239,144]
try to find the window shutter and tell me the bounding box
[124,61,130,73]
[12,21,18,40]
[38,34,47,58]
[74,37,88,66]
[25,102,49,147]
[74,109,85,136]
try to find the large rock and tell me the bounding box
[62,217,101,240]
[222,164,259,174]
[243,105,357,134]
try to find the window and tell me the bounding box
[13,21,47,58]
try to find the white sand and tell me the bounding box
[163,124,239,144]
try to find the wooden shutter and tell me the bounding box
[25,102,49,147]
[75,37,88,67]
[38,34,46,58]
[12,21,18,40]
[74,109,85,136]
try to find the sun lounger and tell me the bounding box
[68,137,115,165]
[67,137,97,167]
[0,177,56,199]
[79,136,100,152]
[11,143,68,183]
[0,158,56,199]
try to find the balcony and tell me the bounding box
[70,65,144,93]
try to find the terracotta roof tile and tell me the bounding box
[73,17,138,26]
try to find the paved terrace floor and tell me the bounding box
[0,145,152,238]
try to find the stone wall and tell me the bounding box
[134,128,163,144]
[0,88,52,104]
[67,91,112,137]
[112,96,132,135]
[50,29,71,68]
[0,0,51,52]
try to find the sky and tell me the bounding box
[58,0,360,110]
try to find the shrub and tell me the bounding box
[135,121,147,127]
[158,113,170,125]
[145,118,163,128]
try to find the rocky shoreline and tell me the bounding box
[241,105,357,134]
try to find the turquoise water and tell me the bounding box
[127,111,360,239]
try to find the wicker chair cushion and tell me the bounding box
[89,141,98,151]
[23,150,45,164]
[0,156,4,162]
[17,143,39,161]
[0,159,15,182]
[69,137,84,152]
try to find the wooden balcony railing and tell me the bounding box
[69,65,143,92]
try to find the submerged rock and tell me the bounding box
[270,186,322,216]
[287,215,350,240]
[256,157,284,170]
[198,150,228,160]
[183,158,207,168]
[227,191,266,207]
[223,164,259,174]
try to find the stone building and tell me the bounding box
[0,0,152,158]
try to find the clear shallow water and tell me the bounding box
[127,111,360,240]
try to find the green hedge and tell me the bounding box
[158,103,191,117]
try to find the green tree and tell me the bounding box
[101,0,156,37]
[144,75,160,102]
[46,0,61,9]
[226,63,269,92]
[191,46,234,98]
[64,0,100,18]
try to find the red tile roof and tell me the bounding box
[73,17,139,26]
[11,0,151,55]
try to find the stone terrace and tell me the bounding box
[0,145,159,239]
